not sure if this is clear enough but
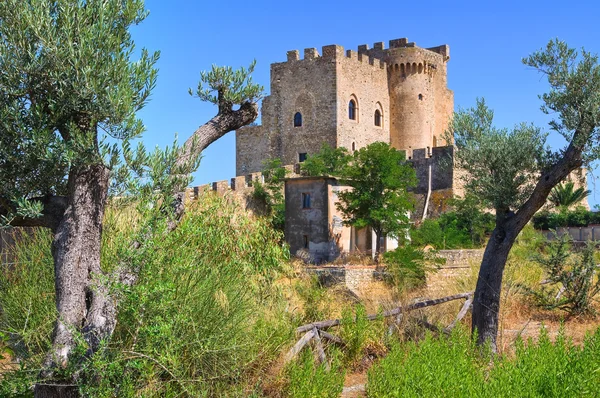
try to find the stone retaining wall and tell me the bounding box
[304,248,483,294]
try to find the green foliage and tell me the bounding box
[532,206,600,229]
[410,196,494,249]
[190,60,264,106]
[367,326,600,397]
[336,142,417,250]
[252,158,288,231]
[293,277,331,323]
[285,349,345,398]
[382,246,445,292]
[367,327,486,397]
[523,39,600,163]
[300,144,352,177]
[521,236,600,315]
[509,224,547,262]
[447,98,548,213]
[549,181,591,209]
[0,230,55,395]
[0,195,293,397]
[339,304,378,365]
[0,0,159,219]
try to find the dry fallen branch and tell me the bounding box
[284,329,315,364]
[296,292,473,333]
[285,292,474,366]
[312,327,330,370]
[444,296,473,333]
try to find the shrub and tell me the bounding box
[410,195,494,249]
[382,246,445,292]
[0,229,56,396]
[520,236,600,316]
[367,327,486,397]
[533,206,600,230]
[0,195,293,397]
[252,158,288,232]
[367,326,600,397]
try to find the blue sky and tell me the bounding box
[130,0,600,206]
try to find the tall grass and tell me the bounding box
[0,229,55,395]
[1,194,293,397]
[367,326,600,397]
[284,349,345,398]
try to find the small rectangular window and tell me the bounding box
[302,193,311,209]
[303,235,309,249]
[299,152,307,162]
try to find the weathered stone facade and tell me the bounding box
[236,37,454,175]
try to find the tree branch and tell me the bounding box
[176,101,258,169]
[2,195,67,231]
[510,128,588,232]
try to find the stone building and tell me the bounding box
[236,37,454,175]
[284,176,400,262]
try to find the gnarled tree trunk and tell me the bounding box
[38,164,110,386]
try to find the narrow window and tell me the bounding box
[374,109,382,126]
[349,99,357,120]
[303,235,309,249]
[298,152,307,162]
[294,112,302,127]
[418,94,423,101]
[302,193,311,209]
[351,142,356,152]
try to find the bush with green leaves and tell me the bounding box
[367,326,600,397]
[411,195,494,249]
[520,235,600,316]
[339,304,384,365]
[0,195,292,397]
[382,246,445,292]
[533,206,600,230]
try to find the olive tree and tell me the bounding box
[449,40,600,351]
[0,0,261,387]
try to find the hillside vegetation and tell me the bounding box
[1,194,600,397]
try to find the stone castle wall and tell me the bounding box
[334,46,390,151]
[192,145,456,221]
[236,37,454,176]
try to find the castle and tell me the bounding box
[236,37,454,174]
[233,38,459,261]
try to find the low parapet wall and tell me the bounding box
[541,226,600,242]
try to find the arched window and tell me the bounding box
[374,109,382,127]
[348,99,357,120]
[351,142,356,152]
[294,112,302,127]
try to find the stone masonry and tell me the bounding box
[236,37,454,175]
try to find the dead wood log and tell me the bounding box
[284,329,315,364]
[319,330,344,345]
[444,297,473,333]
[312,327,330,370]
[296,292,473,333]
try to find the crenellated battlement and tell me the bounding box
[283,44,387,69]
[281,38,450,74]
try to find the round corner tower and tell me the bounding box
[383,39,454,154]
